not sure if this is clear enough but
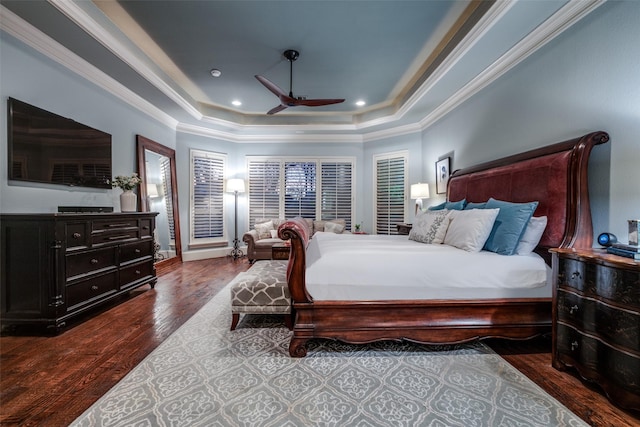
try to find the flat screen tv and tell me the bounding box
[7,97,112,189]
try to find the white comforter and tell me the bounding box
[305,232,550,301]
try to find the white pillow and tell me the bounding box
[270,229,279,238]
[255,220,274,240]
[408,210,451,244]
[515,216,548,255]
[443,208,500,252]
[324,221,345,233]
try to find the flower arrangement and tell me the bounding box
[111,173,142,191]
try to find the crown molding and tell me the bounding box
[49,0,203,121]
[1,5,178,130]
[419,0,605,130]
[2,0,604,143]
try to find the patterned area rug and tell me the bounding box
[72,285,587,427]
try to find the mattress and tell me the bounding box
[305,232,551,301]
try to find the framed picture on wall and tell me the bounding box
[436,157,450,194]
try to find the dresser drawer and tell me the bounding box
[557,289,640,352]
[66,247,117,281]
[66,271,118,311]
[92,218,139,232]
[119,260,154,290]
[559,258,640,305]
[556,323,640,395]
[140,218,153,238]
[65,222,89,250]
[120,240,153,265]
[91,229,139,246]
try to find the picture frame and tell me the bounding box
[435,157,450,194]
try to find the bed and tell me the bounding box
[279,131,609,357]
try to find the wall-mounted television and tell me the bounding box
[7,97,112,189]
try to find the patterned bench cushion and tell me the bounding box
[230,260,290,314]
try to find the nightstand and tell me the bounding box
[272,243,290,260]
[396,223,412,235]
[550,248,640,411]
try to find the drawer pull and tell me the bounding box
[73,232,82,239]
[569,305,579,314]
[571,341,579,351]
[135,249,141,253]
[90,258,99,265]
[107,235,131,240]
[143,226,150,230]
[571,271,581,280]
[91,285,98,291]
[107,223,130,228]
[135,270,141,275]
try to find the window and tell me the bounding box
[190,149,226,247]
[247,157,354,230]
[374,151,407,235]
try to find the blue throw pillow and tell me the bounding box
[445,199,466,210]
[483,198,538,255]
[464,201,487,210]
[428,199,466,211]
[428,201,446,211]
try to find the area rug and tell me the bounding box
[71,285,587,427]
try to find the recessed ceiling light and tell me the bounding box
[232,100,242,106]
[355,100,366,107]
[210,68,222,77]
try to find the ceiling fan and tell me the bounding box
[255,49,345,115]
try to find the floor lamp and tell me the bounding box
[226,178,245,260]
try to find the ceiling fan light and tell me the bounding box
[210,68,222,78]
[232,100,242,106]
[355,100,366,106]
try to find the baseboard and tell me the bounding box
[183,245,246,261]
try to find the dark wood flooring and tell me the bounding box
[1,257,638,426]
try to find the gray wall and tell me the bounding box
[417,0,639,241]
[0,32,176,213]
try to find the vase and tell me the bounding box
[120,190,137,212]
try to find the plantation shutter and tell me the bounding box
[375,153,407,235]
[284,161,316,219]
[321,162,352,229]
[191,150,225,243]
[248,160,281,228]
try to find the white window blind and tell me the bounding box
[247,157,354,229]
[374,152,407,235]
[321,162,353,230]
[284,161,316,219]
[248,160,281,227]
[190,149,226,246]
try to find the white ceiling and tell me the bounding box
[2,0,603,141]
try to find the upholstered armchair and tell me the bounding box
[242,218,348,263]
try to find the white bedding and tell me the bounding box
[305,232,551,301]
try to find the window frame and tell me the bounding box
[373,150,408,235]
[189,148,228,248]
[246,156,356,230]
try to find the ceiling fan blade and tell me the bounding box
[267,104,288,115]
[255,75,287,98]
[295,98,345,107]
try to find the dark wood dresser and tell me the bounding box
[1,212,158,333]
[550,248,640,411]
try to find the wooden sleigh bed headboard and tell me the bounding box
[279,131,609,357]
[447,130,610,264]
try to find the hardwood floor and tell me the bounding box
[1,257,638,426]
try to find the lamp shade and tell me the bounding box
[226,178,245,193]
[146,183,159,198]
[410,183,430,200]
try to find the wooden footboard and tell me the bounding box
[279,131,609,357]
